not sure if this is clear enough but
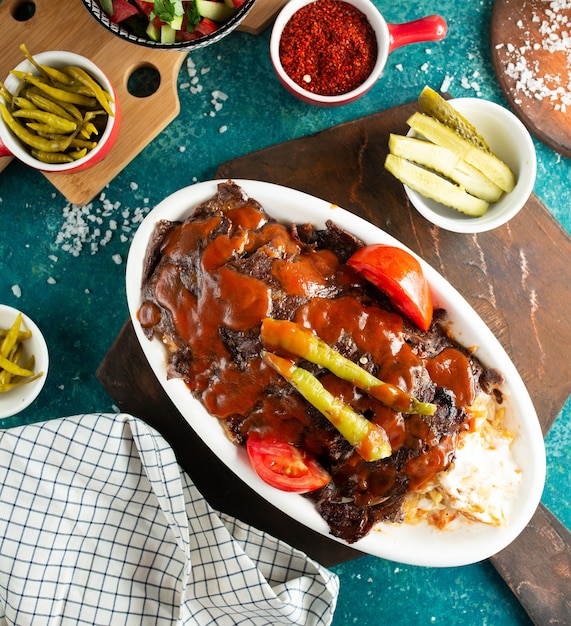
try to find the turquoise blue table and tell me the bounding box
[1,0,570,624]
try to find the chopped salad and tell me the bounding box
[97,0,247,43]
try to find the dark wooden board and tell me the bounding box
[491,505,571,624]
[491,0,571,159]
[98,100,571,623]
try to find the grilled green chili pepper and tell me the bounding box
[263,351,392,462]
[260,318,437,416]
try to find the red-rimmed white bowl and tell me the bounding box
[270,0,447,107]
[0,50,120,173]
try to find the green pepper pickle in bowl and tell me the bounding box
[0,46,120,173]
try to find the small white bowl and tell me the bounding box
[403,98,537,233]
[270,0,446,107]
[0,305,49,418]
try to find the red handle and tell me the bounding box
[0,136,13,158]
[387,15,448,53]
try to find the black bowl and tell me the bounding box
[81,0,257,50]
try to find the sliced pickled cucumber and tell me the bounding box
[385,153,490,217]
[388,134,503,203]
[452,159,503,203]
[389,133,458,172]
[407,113,516,193]
[418,86,490,152]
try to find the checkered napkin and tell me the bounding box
[0,413,339,626]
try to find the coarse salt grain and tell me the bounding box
[500,0,571,109]
[209,90,229,117]
[11,285,21,298]
[441,75,453,92]
[186,57,208,96]
[54,195,151,257]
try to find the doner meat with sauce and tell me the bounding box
[137,181,506,543]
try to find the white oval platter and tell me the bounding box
[125,179,546,567]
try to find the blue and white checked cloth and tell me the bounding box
[0,413,339,625]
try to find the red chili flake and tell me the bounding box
[279,0,378,97]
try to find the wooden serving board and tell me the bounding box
[0,0,280,205]
[0,0,188,205]
[491,0,571,159]
[98,100,571,623]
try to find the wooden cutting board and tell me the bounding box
[0,0,281,205]
[491,0,571,158]
[97,100,571,624]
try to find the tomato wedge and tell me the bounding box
[347,244,433,331]
[246,434,330,493]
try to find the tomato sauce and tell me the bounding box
[138,182,485,540]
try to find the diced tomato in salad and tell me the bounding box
[106,0,139,23]
[97,0,241,42]
[193,16,218,36]
[133,0,154,15]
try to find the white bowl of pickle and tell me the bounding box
[386,87,537,233]
[0,305,49,418]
